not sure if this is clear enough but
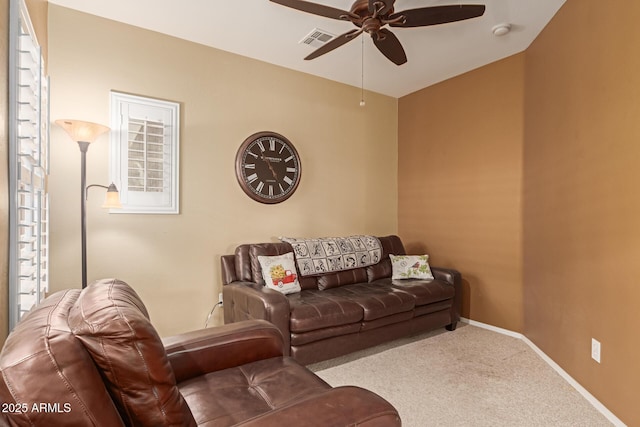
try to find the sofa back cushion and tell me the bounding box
[249,243,294,285]
[367,235,407,282]
[317,268,369,290]
[0,289,125,426]
[68,279,196,427]
[230,236,408,290]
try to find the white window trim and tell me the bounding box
[110,92,180,214]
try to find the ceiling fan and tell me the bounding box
[270,0,486,65]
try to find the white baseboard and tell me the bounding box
[460,317,626,427]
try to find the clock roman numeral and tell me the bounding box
[256,181,265,193]
[285,155,294,163]
[244,164,255,169]
[283,176,293,185]
[248,151,258,159]
[286,167,296,173]
[258,141,266,152]
[247,173,258,183]
[269,139,276,151]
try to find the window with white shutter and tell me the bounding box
[8,0,49,329]
[110,92,180,214]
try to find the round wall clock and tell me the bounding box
[235,131,301,204]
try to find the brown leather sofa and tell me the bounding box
[221,235,461,365]
[0,279,400,426]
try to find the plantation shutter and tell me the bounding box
[110,92,179,214]
[8,0,50,328]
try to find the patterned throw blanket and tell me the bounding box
[280,235,382,276]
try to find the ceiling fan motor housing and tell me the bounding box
[270,0,486,65]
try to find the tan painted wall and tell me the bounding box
[25,0,47,62]
[523,1,640,425]
[398,54,525,332]
[47,5,398,337]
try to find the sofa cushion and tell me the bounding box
[324,283,415,321]
[291,323,362,346]
[366,258,392,282]
[366,235,406,282]
[68,279,196,427]
[288,290,363,333]
[384,278,455,306]
[317,267,368,290]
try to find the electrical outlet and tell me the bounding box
[591,338,601,363]
[218,292,224,307]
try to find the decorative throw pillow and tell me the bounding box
[257,252,302,294]
[389,254,434,280]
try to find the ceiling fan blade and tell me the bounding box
[389,5,486,28]
[305,29,362,60]
[369,0,395,16]
[372,29,407,65]
[269,0,354,20]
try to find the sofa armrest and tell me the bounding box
[223,282,292,355]
[432,267,462,327]
[237,386,400,427]
[162,320,283,383]
[431,266,460,286]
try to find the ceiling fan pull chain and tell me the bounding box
[360,36,366,107]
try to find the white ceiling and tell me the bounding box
[47,0,566,98]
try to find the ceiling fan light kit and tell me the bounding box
[270,0,486,65]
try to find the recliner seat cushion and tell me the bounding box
[178,357,330,426]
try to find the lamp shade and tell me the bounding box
[102,183,122,209]
[55,119,110,143]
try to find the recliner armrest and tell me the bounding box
[237,386,401,427]
[162,320,283,383]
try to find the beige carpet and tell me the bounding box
[309,323,612,427]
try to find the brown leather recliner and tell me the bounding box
[0,279,400,426]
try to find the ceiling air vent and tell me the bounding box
[299,28,335,48]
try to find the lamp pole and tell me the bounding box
[56,119,115,289]
[78,141,89,288]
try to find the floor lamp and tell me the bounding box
[56,119,122,288]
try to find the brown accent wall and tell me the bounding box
[523,1,640,425]
[399,0,639,423]
[398,54,525,332]
[0,0,9,347]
